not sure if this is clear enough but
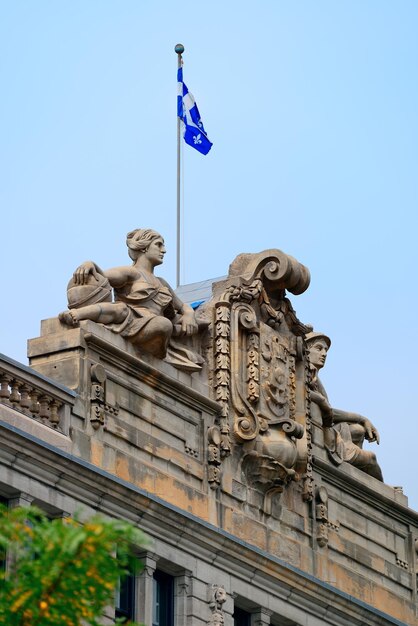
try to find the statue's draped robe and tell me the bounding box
[112,272,203,372]
[312,377,360,465]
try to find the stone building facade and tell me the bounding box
[0,243,417,626]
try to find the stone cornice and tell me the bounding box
[313,455,418,526]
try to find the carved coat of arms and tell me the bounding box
[200,250,314,503]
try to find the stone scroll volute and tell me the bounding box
[201,249,313,499]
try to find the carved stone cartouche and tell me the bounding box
[202,249,311,494]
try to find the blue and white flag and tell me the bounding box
[177,66,213,155]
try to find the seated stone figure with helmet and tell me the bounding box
[306,331,383,481]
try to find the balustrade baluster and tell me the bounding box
[9,380,21,407]
[38,395,50,422]
[0,373,11,405]
[19,384,32,415]
[48,400,61,429]
[0,365,69,433]
[30,390,40,418]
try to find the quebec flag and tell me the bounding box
[177,67,213,155]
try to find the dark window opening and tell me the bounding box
[233,606,252,626]
[115,572,135,623]
[152,569,174,626]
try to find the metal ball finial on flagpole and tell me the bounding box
[175,44,184,288]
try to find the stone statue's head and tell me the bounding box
[213,586,227,605]
[305,331,331,371]
[126,228,164,261]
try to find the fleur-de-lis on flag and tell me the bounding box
[177,66,212,155]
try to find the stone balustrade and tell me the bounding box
[0,353,76,435]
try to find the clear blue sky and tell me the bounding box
[1,1,417,509]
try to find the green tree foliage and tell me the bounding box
[0,504,147,626]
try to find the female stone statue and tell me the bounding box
[306,331,383,481]
[59,228,203,371]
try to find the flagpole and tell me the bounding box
[175,43,184,288]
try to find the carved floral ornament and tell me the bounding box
[201,249,314,500]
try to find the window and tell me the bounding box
[115,572,135,623]
[152,570,174,626]
[233,606,252,626]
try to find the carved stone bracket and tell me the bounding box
[315,486,330,547]
[207,584,227,626]
[89,363,119,430]
[207,425,222,489]
[314,486,339,547]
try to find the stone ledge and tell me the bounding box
[313,456,416,520]
[28,318,215,409]
[0,409,72,452]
